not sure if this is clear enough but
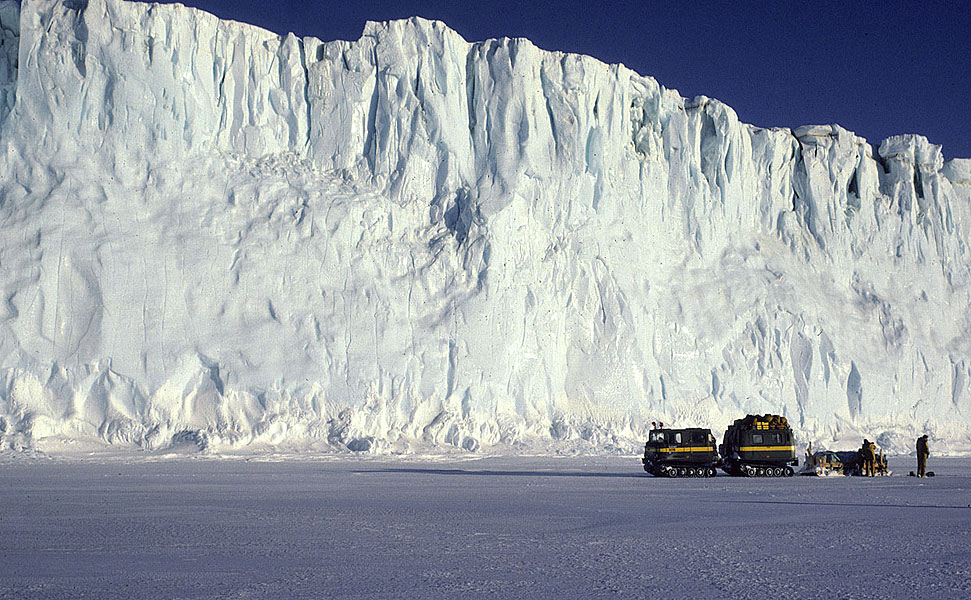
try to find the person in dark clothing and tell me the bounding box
[916,435,930,477]
[861,439,876,476]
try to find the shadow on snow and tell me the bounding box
[359,469,971,510]
[359,467,644,479]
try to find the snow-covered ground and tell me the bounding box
[1,455,968,598]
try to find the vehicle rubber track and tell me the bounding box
[652,465,718,478]
[740,465,795,477]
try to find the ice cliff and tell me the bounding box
[1,0,970,455]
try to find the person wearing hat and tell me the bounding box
[916,435,930,478]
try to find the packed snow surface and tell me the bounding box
[2,0,971,454]
[1,456,970,598]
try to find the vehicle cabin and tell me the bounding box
[642,427,719,477]
[744,428,792,449]
[719,414,798,476]
[647,428,717,448]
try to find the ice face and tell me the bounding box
[0,0,969,455]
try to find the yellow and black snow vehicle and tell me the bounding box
[719,414,798,477]
[642,428,720,477]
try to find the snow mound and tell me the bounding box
[1,0,970,455]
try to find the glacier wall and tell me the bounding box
[1,0,970,454]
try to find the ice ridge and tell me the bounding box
[1,0,970,455]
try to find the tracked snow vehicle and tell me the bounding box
[642,428,719,477]
[720,414,798,477]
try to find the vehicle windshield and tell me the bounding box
[649,431,665,443]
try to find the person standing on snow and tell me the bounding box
[870,441,879,473]
[916,435,930,478]
[861,439,875,476]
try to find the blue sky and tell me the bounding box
[165,1,970,159]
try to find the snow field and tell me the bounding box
[0,456,969,599]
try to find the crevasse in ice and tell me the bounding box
[1,0,970,454]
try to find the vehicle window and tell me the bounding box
[769,433,782,444]
[674,433,682,444]
[752,434,763,444]
[708,433,716,444]
[650,431,664,443]
[690,431,705,444]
